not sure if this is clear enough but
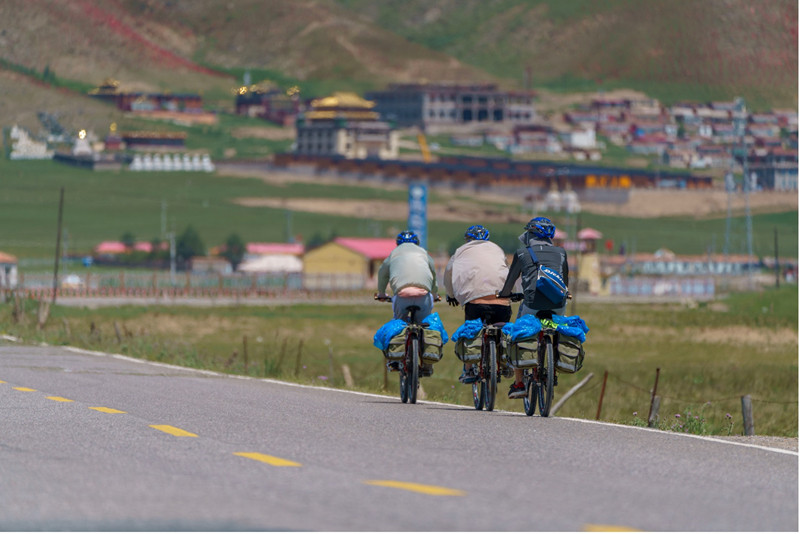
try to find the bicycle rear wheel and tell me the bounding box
[408,336,420,404]
[523,370,537,416]
[484,339,498,411]
[538,339,554,416]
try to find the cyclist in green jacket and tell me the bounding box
[376,231,439,375]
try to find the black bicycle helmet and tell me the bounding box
[464,224,490,241]
[525,217,556,240]
[396,230,420,245]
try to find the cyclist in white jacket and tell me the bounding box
[444,225,511,384]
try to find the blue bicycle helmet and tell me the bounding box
[525,217,556,240]
[464,224,490,241]
[396,230,420,245]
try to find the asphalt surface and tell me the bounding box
[1,341,797,531]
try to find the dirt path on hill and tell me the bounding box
[220,166,797,220]
[233,197,531,223]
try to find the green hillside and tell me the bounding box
[337,0,798,109]
[0,0,795,139]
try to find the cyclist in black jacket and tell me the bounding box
[498,216,570,399]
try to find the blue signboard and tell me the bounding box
[407,182,428,249]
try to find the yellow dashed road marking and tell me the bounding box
[234,452,302,467]
[584,524,641,532]
[364,480,465,496]
[0,380,6,383]
[47,396,74,402]
[89,407,127,414]
[150,424,197,437]
[12,387,36,392]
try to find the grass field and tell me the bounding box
[1,158,796,262]
[1,285,796,436]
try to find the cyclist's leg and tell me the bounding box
[510,303,533,398]
[458,302,489,381]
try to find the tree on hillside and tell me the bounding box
[222,233,245,270]
[148,237,167,261]
[176,225,205,263]
[120,231,136,250]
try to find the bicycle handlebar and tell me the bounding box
[374,293,441,302]
[497,292,524,302]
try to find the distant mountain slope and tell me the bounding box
[336,0,798,109]
[0,0,794,134]
[120,0,489,87]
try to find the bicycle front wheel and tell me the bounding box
[472,381,484,410]
[399,364,408,404]
[484,339,498,411]
[538,339,554,417]
[408,336,420,404]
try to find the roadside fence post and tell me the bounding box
[596,370,609,420]
[741,395,755,436]
[243,335,249,374]
[294,340,304,377]
[648,396,661,428]
[551,372,594,416]
[648,367,661,423]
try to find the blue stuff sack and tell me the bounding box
[373,319,408,351]
[452,319,483,342]
[508,314,542,342]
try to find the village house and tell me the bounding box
[237,243,305,273]
[302,237,397,290]
[365,83,537,131]
[235,84,301,127]
[0,251,18,289]
[294,92,398,159]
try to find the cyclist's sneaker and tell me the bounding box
[420,363,434,377]
[507,382,526,399]
[387,361,401,372]
[459,366,477,384]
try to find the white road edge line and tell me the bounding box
[7,340,791,457]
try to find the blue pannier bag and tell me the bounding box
[552,314,590,343]
[420,312,449,364]
[527,247,568,309]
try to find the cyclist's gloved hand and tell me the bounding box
[446,296,459,307]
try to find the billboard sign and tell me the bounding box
[407,182,428,249]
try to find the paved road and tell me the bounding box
[1,342,797,531]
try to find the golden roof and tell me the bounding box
[310,92,375,110]
[305,110,380,121]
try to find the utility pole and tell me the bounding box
[774,227,780,288]
[168,231,176,286]
[723,172,734,256]
[736,97,754,287]
[161,200,167,238]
